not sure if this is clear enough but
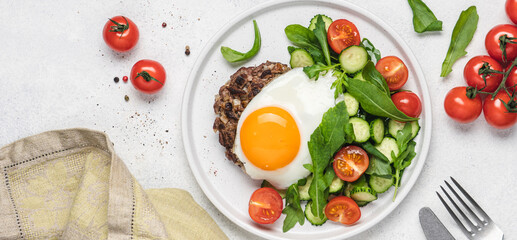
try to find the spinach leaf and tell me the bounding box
[362,141,390,162]
[303,63,340,80]
[287,46,298,54]
[360,38,382,62]
[312,15,331,65]
[221,20,261,63]
[408,0,443,33]
[365,156,393,178]
[362,61,390,96]
[440,6,479,77]
[346,78,419,122]
[395,123,413,154]
[285,24,325,64]
[392,140,417,200]
[282,183,305,232]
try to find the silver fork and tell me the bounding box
[436,177,504,240]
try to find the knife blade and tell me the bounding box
[419,207,455,240]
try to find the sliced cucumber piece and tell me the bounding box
[339,45,368,74]
[298,175,313,201]
[355,201,369,207]
[344,175,368,197]
[369,175,394,194]
[343,92,359,116]
[370,118,385,145]
[289,48,314,68]
[305,201,328,225]
[350,186,378,202]
[261,180,286,198]
[374,137,399,163]
[308,14,333,31]
[329,176,345,194]
[388,119,420,139]
[349,117,370,143]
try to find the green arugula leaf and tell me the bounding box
[362,142,390,162]
[395,123,413,154]
[362,61,390,96]
[360,38,382,62]
[312,15,331,66]
[331,70,348,98]
[365,156,393,178]
[408,0,443,33]
[392,140,417,200]
[282,183,305,232]
[221,20,261,63]
[440,6,479,77]
[303,63,340,80]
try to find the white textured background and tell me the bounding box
[0,0,516,239]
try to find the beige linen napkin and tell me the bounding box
[0,128,228,240]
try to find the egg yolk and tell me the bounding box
[240,106,301,171]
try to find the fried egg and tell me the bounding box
[233,68,337,189]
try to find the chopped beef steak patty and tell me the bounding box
[213,61,290,168]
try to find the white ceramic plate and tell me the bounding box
[181,0,432,239]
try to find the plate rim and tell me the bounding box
[181,0,433,239]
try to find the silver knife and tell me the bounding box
[419,207,455,240]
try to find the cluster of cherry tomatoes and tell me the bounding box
[102,16,166,94]
[444,0,517,129]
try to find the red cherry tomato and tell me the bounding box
[102,16,139,52]
[333,145,369,182]
[327,19,361,54]
[248,187,283,224]
[506,0,517,25]
[485,24,517,63]
[391,91,422,118]
[324,196,361,225]
[375,56,409,91]
[130,60,166,94]
[505,65,517,93]
[444,87,483,123]
[463,56,503,92]
[483,91,517,129]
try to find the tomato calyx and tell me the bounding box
[108,17,129,37]
[136,71,164,85]
[501,91,517,113]
[499,34,517,63]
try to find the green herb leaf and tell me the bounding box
[282,183,305,232]
[346,78,419,122]
[362,61,390,96]
[365,156,393,178]
[392,140,417,200]
[408,0,443,33]
[440,6,478,77]
[285,24,325,64]
[360,38,382,62]
[312,15,331,65]
[331,70,347,98]
[287,46,298,54]
[221,20,261,63]
[362,142,390,162]
[303,63,340,80]
[395,123,413,154]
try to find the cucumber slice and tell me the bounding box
[305,201,328,225]
[350,117,370,143]
[261,180,286,198]
[374,137,399,163]
[329,176,345,194]
[339,45,368,74]
[289,49,314,68]
[343,92,359,116]
[370,118,385,144]
[344,175,368,197]
[298,175,313,201]
[350,187,378,202]
[388,119,420,139]
[369,175,394,194]
[308,14,333,31]
[355,201,369,207]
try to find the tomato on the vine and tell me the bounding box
[324,196,361,225]
[327,19,361,54]
[485,24,517,64]
[505,65,517,92]
[102,16,139,52]
[333,145,369,182]
[444,87,483,123]
[248,187,283,224]
[375,56,409,91]
[483,91,517,129]
[391,91,422,118]
[130,60,166,94]
[506,0,517,25]
[463,56,503,92]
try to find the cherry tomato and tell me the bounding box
[444,87,483,123]
[485,24,517,63]
[375,56,409,91]
[506,0,517,25]
[483,91,517,129]
[102,16,139,52]
[505,65,517,93]
[333,145,369,182]
[391,91,422,118]
[463,56,503,92]
[130,59,166,94]
[248,187,283,224]
[324,196,361,225]
[327,19,361,54]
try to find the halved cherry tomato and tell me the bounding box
[444,87,483,123]
[130,59,166,94]
[464,56,503,92]
[485,24,517,64]
[505,65,517,93]
[391,91,422,118]
[248,187,283,224]
[375,56,409,91]
[102,16,139,52]
[483,91,517,129]
[333,145,369,182]
[327,19,361,54]
[507,0,517,25]
[324,196,361,225]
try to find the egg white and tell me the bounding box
[233,68,338,189]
